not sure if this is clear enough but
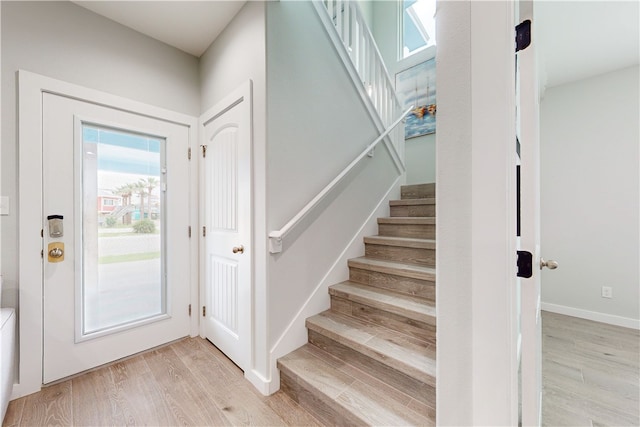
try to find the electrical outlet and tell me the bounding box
[601,286,613,299]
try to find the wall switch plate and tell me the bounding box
[601,286,613,299]
[0,196,9,215]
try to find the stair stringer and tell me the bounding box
[267,175,403,394]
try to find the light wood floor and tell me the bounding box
[542,311,640,427]
[3,337,322,427]
[5,313,638,427]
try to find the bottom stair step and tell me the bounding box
[306,311,436,386]
[278,344,435,426]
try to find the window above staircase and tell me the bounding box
[401,0,437,59]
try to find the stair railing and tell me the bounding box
[268,106,413,254]
[311,0,405,162]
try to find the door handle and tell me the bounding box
[48,242,65,263]
[540,258,558,270]
[232,245,244,254]
[49,247,63,258]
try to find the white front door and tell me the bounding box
[201,81,252,371]
[42,92,192,383]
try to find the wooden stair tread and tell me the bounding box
[278,182,438,423]
[329,281,436,325]
[401,183,435,199]
[389,197,436,206]
[364,235,436,249]
[348,256,436,281]
[378,217,435,225]
[306,311,436,385]
[278,345,434,426]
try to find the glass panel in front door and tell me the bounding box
[81,124,166,337]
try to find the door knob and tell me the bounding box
[48,242,65,263]
[49,247,63,258]
[232,245,244,254]
[540,258,558,270]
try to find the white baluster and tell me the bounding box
[336,0,342,39]
[344,1,350,47]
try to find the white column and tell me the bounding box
[437,0,518,425]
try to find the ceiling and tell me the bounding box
[72,1,639,86]
[72,1,247,57]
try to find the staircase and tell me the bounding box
[277,183,436,426]
[108,204,135,219]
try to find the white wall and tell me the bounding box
[371,0,436,185]
[406,136,436,184]
[540,65,640,326]
[265,0,401,388]
[1,1,200,310]
[199,2,265,115]
[198,1,269,390]
[437,1,518,424]
[356,0,373,28]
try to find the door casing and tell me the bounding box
[517,2,543,424]
[16,70,199,398]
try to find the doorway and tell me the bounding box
[200,81,253,372]
[18,71,199,393]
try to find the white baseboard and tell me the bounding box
[267,176,403,392]
[245,368,276,396]
[541,302,640,330]
[10,382,41,400]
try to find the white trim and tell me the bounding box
[245,368,272,396]
[266,175,402,394]
[541,303,640,330]
[15,70,198,399]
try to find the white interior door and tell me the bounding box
[42,92,192,383]
[201,81,252,371]
[517,3,547,425]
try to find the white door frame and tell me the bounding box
[15,70,199,398]
[518,2,543,424]
[436,1,519,425]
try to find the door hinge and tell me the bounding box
[41,229,44,238]
[189,304,192,316]
[202,306,206,317]
[515,20,531,52]
[517,250,533,278]
[202,226,206,237]
[201,145,207,158]
[188,147,192,160]
[41,249,44,259]
[188,226,192,238]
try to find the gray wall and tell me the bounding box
[1,1,200,309]
[199,2,265,115]
[199,0,269,381]
[265,0,399,358]
[371,0,436,185]
[200,0,402,387]
[540,65,640,322]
